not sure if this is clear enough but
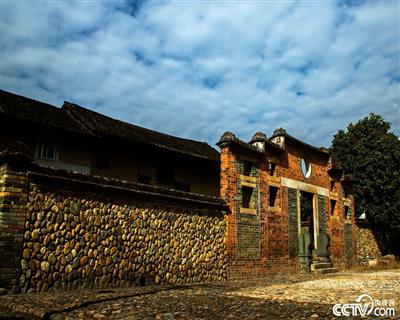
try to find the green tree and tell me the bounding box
[330,114,400,255]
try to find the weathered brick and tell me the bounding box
[0,162,28,289]
[218,131,357,278]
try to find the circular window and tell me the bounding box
[301,158,312,178]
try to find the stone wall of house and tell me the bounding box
[0,157,227,293]
[356,223,382,260]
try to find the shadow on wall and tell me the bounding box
[372,227,400,259]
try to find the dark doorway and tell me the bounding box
[300,191,315,250]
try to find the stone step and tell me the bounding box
[312,256,330,262]
[310,263,332,271]
[312,267,338,274]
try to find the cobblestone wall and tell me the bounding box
[356,224,382,260]
[15,183,226,293]
[0,150,228,293]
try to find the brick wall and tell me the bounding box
[327,177,357,268]
[276,140,330,189]
[0,162,28,289]
[327,179,344,262]
[220,147,238,263]
[220,143,296,278]
[219,133,358,277]
[236,158,260,260]
[287,188,298,259]
[318,195,327,233]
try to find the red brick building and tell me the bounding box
[218,129,357,277]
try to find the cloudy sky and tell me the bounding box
[1,0,399,148]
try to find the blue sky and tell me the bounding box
[1,0,399,148]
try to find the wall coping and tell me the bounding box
[26,167,228,210]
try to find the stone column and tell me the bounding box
[0,142,31,291]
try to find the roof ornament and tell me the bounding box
[273,127,286,136]
[250,131,267,143]
[250,132,267,151]
[217,131,236,148]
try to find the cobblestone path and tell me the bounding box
[0,269,399,319]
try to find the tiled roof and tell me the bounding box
[0,90,90,135]
[62,102,219,161]
[0,90,219,161]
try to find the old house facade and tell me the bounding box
[0,90,219,196]
[0,90,357,293]
[218,129,357,277]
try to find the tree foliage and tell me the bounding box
[330,114,400,228]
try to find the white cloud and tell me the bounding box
[1,0,399,148]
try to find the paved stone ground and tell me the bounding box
[0,269,399,319]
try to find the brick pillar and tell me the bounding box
[218,132,238,263]
[287,187,299,259]
[0,143,31,291]
[258,158,269,260]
